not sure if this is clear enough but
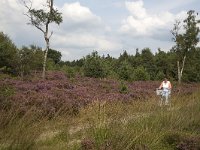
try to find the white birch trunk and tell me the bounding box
[177,55,186,84]
[42,39,49,79]
[42,0,53,79]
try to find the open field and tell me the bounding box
[0,72,200,150]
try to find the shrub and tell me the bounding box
[83,51,108,78]
[155,71,165,80]
[133,66,150,81]
[61,65,76,78]
[0,84,15,110]
[119,81,129,94]
[117,60,133,81]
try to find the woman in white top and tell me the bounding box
[159,78,172,105]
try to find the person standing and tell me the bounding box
[159,78,172,105]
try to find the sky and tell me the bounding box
[0,0,200,61]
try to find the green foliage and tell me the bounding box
[172,10,200,58]
[0,84,15,98]
[155,49,169,75]
[117,60,133,81]
[155,71,165,80]
[183,47,200,82]
[46,58,61,71]
[65,67,76,79]
[64,59,84,67]
[0,84,15,110]
[171,10,200,82]
[119,81,129,94]
[48,49,62,64]
[46,58,56,71]
[118,50,129,62]
[18,45,43,76]
[61,65,81,78]
[0,32,18,74]
[28,6,63,27]
[83,51,108,78]
[133,66,150,81]
[0,33,45,76]
[140,48,156,80]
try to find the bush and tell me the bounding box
[133,66,150,81]
[61,65,76,78]
[155,71,165,80]
[0,32,19,74]
[117,60,134,81]
[0,84,15,110]
[119,81,129,94]
[83,51,108,78]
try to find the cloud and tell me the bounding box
[0,0,46,45]
[120,0,187,38]
[57,2,106,34]
[1,0,197,61]
[125,0,147,19]
[61,2,101,24]
[50,2,122,60]
[52,33,119,50]
[0,0,122,60]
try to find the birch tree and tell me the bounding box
[23,0,62,79]
[171,10,200,84]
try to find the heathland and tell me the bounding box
[0,72,200,150]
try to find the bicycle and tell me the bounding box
[156,88,171,106]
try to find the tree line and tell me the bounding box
[0,10,199,82]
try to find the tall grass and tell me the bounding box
[0,89,200,150]
[69,90,200,150]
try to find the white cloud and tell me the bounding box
[1,0,197,61]
[57,2,105,34]
[61,2,101,23]
[50,2,122,59]
[0,0,46,44]
[52,34,122,61]
[0,0,122,60]
[120,0,187,38]
[125,0,147,19]
[52,33,120,51]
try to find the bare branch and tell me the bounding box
[22,0,45,33]
[49,31,53,39]
[22,0,33,11]
[23,13,31,19]
[35,25,45,34]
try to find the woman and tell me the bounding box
[159,78,172,105]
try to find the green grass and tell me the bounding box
[0,89,200,150]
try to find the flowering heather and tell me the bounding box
[0,71,199,116]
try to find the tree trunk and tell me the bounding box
[20,64,24,79]
[177,61,181,84]
[177,55,186,84]
[42,37,49,79]
[42,0,53,79]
